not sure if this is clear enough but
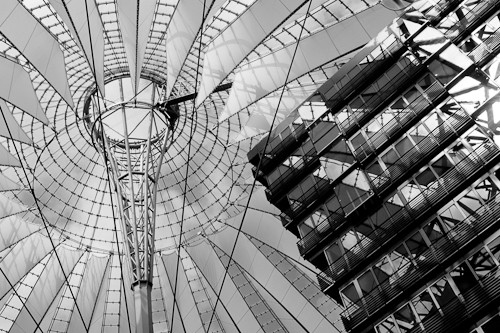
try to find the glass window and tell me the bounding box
[358,270,378,296]
[482,313,500,333]
[487,235,500,263]
[376,316,399,333]
[394,304,417,333]
[430,277,456,308]
[467,247,497,280]
[450,262,477,294]
[412,289,438,323]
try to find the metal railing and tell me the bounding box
[266,145,319,198]
[298,107,472,257]
[297,208,345,255]
[280,178,332,221]
[409,266,500,333]
[371,108,472,193]
[468,27,500,65]
[354,82,446,162]
[341,193,500,330]
[415,0,462,23]
[257,123,307,173]
[338,58,421,136]
[318,142,500,291]
[440,0,499,42]
[325,38,403,112]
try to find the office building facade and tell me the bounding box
[249,1,500,332]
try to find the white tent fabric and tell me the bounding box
[221,4,400,120]
[116,0,157,92]
[231,83,323,143]
[0,143,20,167]
[196,0,308,106]
[9,246,82,333]
[0,0,421,331]
[67,254,109,331]
[0,56,47,125]
[0,0,73,108]
[165,0,225,98]
[0,172,20,192]
[0,100,31,144]
[0,193,27,219]
[49,0,105,94]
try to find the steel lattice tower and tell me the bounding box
[85,78,179,333]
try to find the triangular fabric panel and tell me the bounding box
[0,233,56,302]
[222,4,399,118]
[37,279,68,332]
[68,254,110,331]
[165,0,225,98]
[188,258,241,333]
[231,83,321,143]
[0,100,32,144]
[9,246,82,333]
[0,171,21,192]
[0,56,48,124]
[0,143,21,167]
[210,243,292,333]
[161,253,205,333]
[208,229,341,333]
[157,253,187,333]
[248,237,344,327]
[0,215,40,251]
[48,0,105,94]
[186,241,264,333]
[150,260,169,332]
[0,192,28,219]
[196,0,308,106]
[116,0,157,92]
[87,258,111,333]
[0,0,73,108]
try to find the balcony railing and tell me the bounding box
[408,266,500,333]
[354,82,446,162]
[325,37,403,112]
[318,142,500,290]
[340,194,500,331]
[280,178,332,221]
[265,145,319,200]
[371,108,472,193]
[468,27,500,66]
[338,58,422,136]
[257,123,307,174]
[297,107,472,257]
[440,0,499,43]
[297,208,345,255]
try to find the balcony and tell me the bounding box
[338,59,422,138]
[297,107,473,257]
[265,145,320,202]
[297,208,345,256]
[468,27,500,67]
[318,142,500,292]
[370,108,473,194]
[323,0,460,116]
[408,267,500,333]
[354,82,446,163]
[325,38,403,113]
[280,178,333,222]
[254,123,308,175]
[441,0,500,44]
[339,194,500,333]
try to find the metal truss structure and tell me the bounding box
[86,79,179,332]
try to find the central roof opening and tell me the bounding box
[84,76,172,147]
